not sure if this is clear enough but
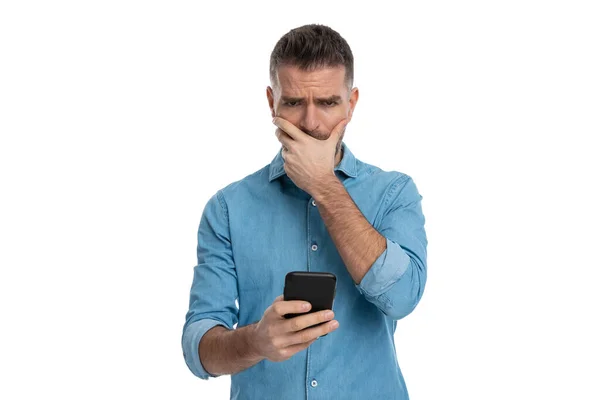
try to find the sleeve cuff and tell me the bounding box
[182,319,228,380]
[355,237,411,297]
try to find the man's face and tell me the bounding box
[267,65,359,155]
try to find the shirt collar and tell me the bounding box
[268,141,358,182]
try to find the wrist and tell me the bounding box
[245,323,264,360]
[311,174,341,203]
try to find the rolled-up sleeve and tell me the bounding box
[355,175,428,320]
[181,190,239,380]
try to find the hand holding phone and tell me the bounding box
[283,271,337,336]
[251,292,339,363]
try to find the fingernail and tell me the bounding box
[303,303,311,310]
[325,310,334,318]
[330,320,339,328]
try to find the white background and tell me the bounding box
[1,1,599,399]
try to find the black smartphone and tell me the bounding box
[283,271,337,336]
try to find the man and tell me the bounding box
[182,24,428,400]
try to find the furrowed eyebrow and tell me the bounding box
[281,95,342,103]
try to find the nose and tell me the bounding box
[299,103,320,135]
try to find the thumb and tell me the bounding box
[328,118,348,143]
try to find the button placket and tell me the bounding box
[307,198,321,393]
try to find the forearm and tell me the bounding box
[312,176,386,285]
[199,323,265,376]
[313,173,428,320]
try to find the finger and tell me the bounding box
[284,309,335,334]
[286,319,339,346]
[272,117,305,141]
[274,294,284,302]
[275,128,293,149]
[327,118,348,143]
[272,299,312,317]
[275,127,293,140]
[279,337,318,359]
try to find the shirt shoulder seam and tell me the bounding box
[216,189,229,220]
[382,173,410,210]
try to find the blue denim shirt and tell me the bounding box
[182,142,428,400]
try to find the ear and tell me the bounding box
[347,87,359,122]
[266,86,275,118]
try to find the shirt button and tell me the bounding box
[311,379,318,387]
[311,199,316,206]
[311,244,318,251]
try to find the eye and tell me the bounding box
[284,101,300,107]
[323,101,338,107]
